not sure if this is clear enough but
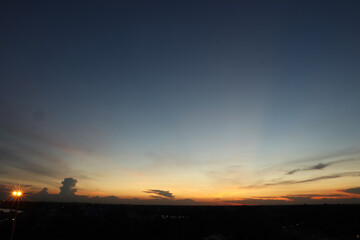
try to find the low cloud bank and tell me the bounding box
[28,178,199,205]
[225,193,360,205]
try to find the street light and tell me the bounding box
[12,191,22,197]
[10,190,23,240]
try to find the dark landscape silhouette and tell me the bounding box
[1,201,360,240]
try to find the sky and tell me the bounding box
[1,0,360,205]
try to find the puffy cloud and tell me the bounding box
[38,187,49,195]
[59,178,77,197]
[32,187,53,201]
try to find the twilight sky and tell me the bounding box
[1,0,360,205]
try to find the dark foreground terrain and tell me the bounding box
[1,201,359,240]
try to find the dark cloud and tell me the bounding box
[150,195,165,199]
[265,171,360,186]
[144,189,175,199]
[341,187,360,195]
[38,187,49,194]
[286,194,345,198]
[23,178,200,205]
[287,162,331,175]
[290,148,360,165]
[225,194,360,205]
[32,187,51,201]
[59,178,77,198]
[225,198,290,205]
[260,148,360,175]
[287,169,299,175]
[312,163,329,170]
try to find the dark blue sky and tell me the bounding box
[1,0,360,202]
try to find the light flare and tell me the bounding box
[10,187,25,201]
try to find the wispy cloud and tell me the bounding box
[287,162,330,175]
[206,148,360,190]
[261,148,360,174]
[225,193,360,205]
[285,148,360,165]
[264,171,360,186]
[341,187,360,195]
[143,189,175,199]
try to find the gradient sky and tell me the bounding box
[1,0,360,205]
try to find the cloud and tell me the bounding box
[287,169,299,175]
[287,148,360,165]
[264,171,360,186]
[38,187,49,195]
[208,148,360,190]
[23,178,201,205]
[31,187,53,201]
[287,162,336,175]
[144,189,175,199]
[59,178,77,197]
[10,177,360,206]
[341,187,360,195]
[149,195,165,199]
[225,193,360,205]
[225,198,290,205]
[260,148,360,175]
[286,194,345,198]
[89,195,199,205]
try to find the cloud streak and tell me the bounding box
[225,193,360,205]
[264,171,360,186]
[287,162,330,175]
[341,187,360,195]
[143,189,175,199]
